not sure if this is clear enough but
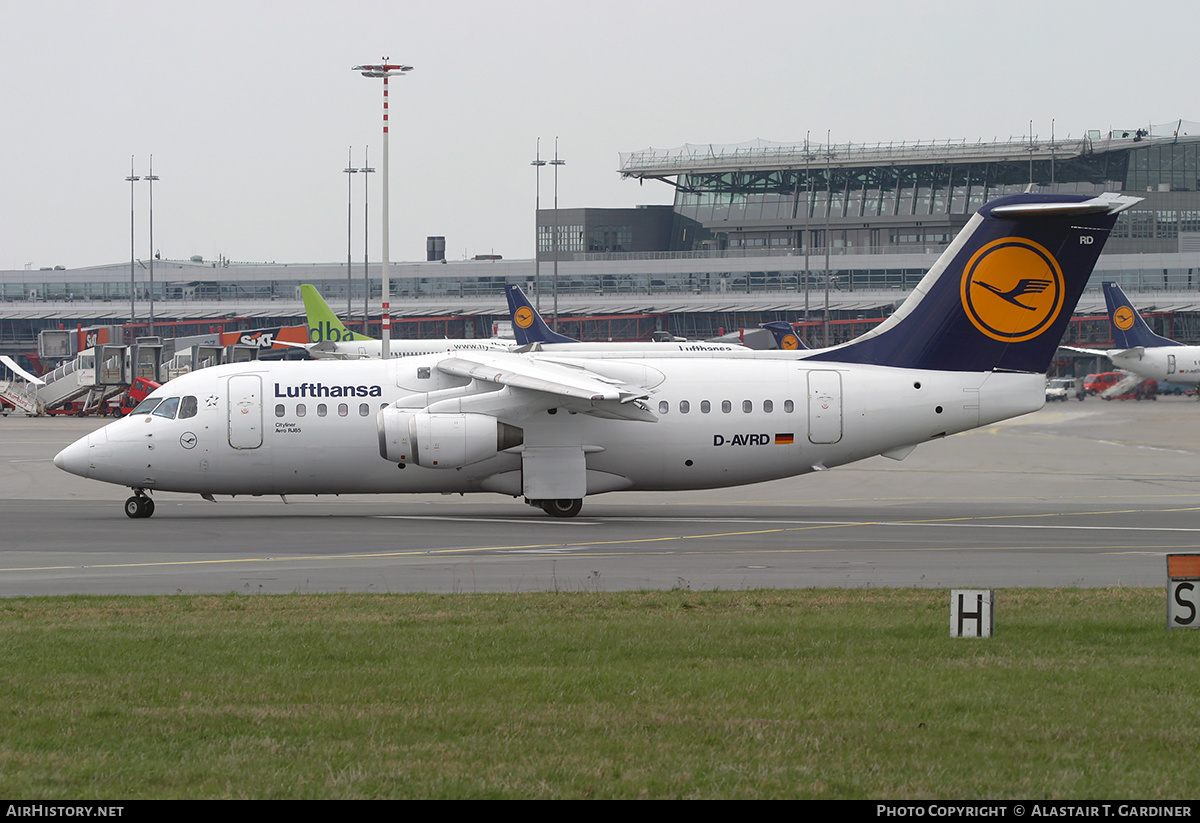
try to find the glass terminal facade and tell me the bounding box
[5,123,1200,354]
[622,129,1200,260]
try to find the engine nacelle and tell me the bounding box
[377,409,522,469]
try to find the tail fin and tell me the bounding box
[805,192,1140,373]
[1103,281,1180,349]
[504,284,578,345]
[301,284,374,343]
[760,321,809,350]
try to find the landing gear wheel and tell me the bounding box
[540,498,583,518]
[124,495,154,519]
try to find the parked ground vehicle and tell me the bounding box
[1106,378,1158,401]
[1083,372,1124,396]
[114,377,161,415]
[1045,377,1081,401]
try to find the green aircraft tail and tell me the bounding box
[301,284,374,343]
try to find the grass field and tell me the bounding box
[0,588,1195,799]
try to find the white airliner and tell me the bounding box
[55,192,1137,518]
[300,284,512,359]
[1073,282,1200,384]
[503,284,748,354]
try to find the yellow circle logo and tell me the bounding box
[1113,306,1136,331]
[514,306,535,329]
[960,238,1065,343]
[781,333,801,350]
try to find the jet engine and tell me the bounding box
[378,409,523,468]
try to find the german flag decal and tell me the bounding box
[775,433,795,445]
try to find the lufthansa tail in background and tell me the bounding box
[55,193,1137,519]
[1099,281,1200,384]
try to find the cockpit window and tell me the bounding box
[152,397,181,419]
[178,396,198,419]
[129,397,164,415]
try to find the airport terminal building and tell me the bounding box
[4,120,1200,355]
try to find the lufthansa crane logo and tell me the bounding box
[960,238,1065,343]
[514,306,535,329]
[780,333,802,350]
[1113,305,1136,331]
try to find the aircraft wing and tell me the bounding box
[1057,345,1112,357]
[1056,345,1144,360]
[436,353,655,421]
[0,355,45,386]
[305,340,359,360]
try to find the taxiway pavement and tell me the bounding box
[2,397,1197,595]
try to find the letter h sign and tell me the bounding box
[950,589,994,638]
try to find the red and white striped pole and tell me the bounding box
[353,58,412,360]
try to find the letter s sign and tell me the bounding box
[1170,581,1199,628]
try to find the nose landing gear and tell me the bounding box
[124,491,155,519]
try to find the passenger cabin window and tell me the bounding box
[764,400,773,413]
[721,400,731,413]
[359,403,370,417]
[784,400,794,413]
[296,404,307,417]
[679,400,690,414]
[275,404,285,418]
[317,404,328,417]
[658,400,669,414]
[338,403,348,417]
[742,400,753,413]
[701,400,711,413]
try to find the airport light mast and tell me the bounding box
[360,148,375,335]
[531,140,545,312]
[143,156,159,338]
[550,139,564,332]
[343,147,357,319]
[125,158,139,336]
[352,59,413,359]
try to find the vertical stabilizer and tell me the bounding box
[1103,281,1181,349]
[806,193,1140,373]
[505,285,578,345]
[760,321,809,350]
[301,284,374,343]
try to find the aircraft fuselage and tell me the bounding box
[56,356,1043,500]
[1110,346,1200,385]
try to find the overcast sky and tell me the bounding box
[1,0,1193,270]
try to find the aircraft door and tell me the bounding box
[807,370,843,444]
[1168,354,1176,375]
[228,374,263,449]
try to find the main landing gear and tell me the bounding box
[527,498,584,518]
[124,491,155,519]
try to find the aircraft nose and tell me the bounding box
[53,435,92,478]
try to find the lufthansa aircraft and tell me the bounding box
[503,284,748,354]
[55,192,1137,518]
[1084,281,1200,384]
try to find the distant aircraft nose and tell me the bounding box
[53,434,92,478]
